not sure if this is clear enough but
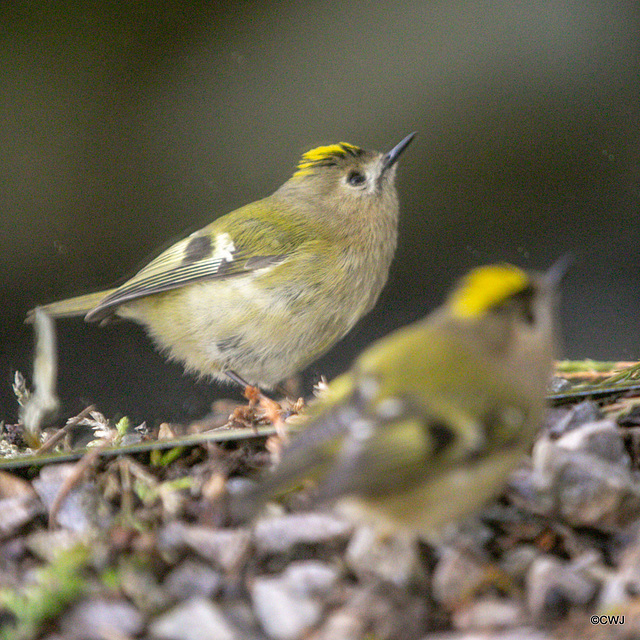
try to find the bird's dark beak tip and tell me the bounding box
[382,131,417,170]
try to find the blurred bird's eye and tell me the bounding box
[346,170,366,187]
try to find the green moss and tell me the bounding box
[0,544,90,640]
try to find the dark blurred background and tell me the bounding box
[2,1,639,425]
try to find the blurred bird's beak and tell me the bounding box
[546,253,575,288]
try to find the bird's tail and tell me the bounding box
[27,289,117,322]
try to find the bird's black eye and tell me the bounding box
[347,170,366,187]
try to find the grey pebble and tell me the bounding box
[421,628,554,640]
[555,419,629,465]
[555,459,639,529]
[164,559,223,600]
[598,530,640,612]
[250,561,339,640]
[150,597,242,640]
[345,525,422,587]
[526,555,597,620]
[25,528,89,563]
[432,547,490,608]
[32,464,110,533]
[547,401,601,437]
[252,512,353,554]
[513,420,640,530]
[0,473,43,537]
[499,545,540,580]
[59,598,144,639]
[451,596,526,631]
[308,608,364,640]
[158,522,251,571]
[311,584,429,640]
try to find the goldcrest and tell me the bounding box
[233,261,565,538]
[30,134,415,389]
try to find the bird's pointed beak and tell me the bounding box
[545,253,575,289]
[380,132,416,174]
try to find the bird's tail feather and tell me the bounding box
[27,289,117,321]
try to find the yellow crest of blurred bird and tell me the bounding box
[29,133,415,389]
[231,259,568,538]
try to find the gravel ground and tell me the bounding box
[1,368,640,640]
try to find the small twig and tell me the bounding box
[549,384,640,406]
[118,457,134,522]
[37,405,96,455]
[597,361,640,385]
[48,435,113,529]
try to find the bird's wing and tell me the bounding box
[85,208,297,321]
[308,394,487,503]
[312,326,525,502]
[248,371,487,508]
[230,357,523,524]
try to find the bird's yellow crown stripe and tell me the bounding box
[450,264,529,319]
[293,142,363,177]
